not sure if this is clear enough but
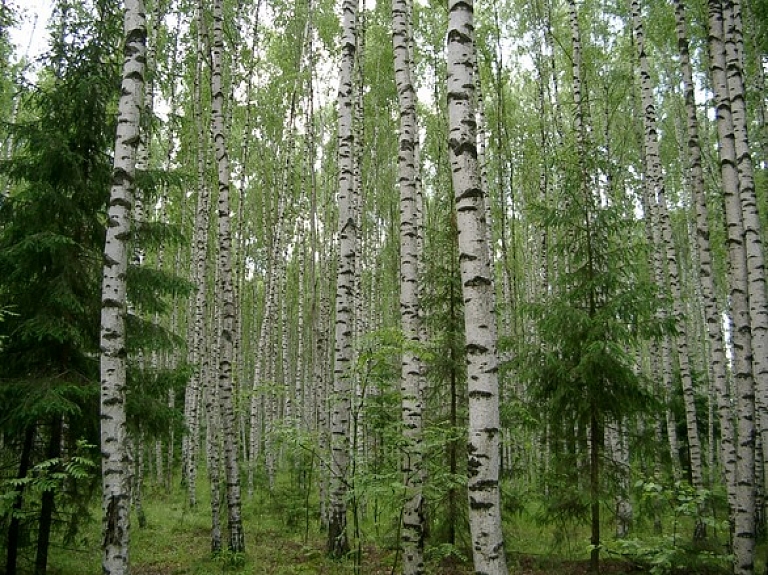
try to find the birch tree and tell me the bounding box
[100,0,145,572]
[210,0,245,553]
[328,0,359,557]
[182,8,211,510]
[393,0,425,568]
[707,0,757,571]
[446,0,508,571]
[672,0,736,503]
[630,0,704,493]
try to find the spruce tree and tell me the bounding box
[0,5,121,573]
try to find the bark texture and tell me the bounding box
[631,0,704,490]
[100,2,146,573]
[328,0,358,557]
[210,0,245,553]
[446,0,508,572]
[707,0,756,571]
[673,0,735,501]
[393,0,425,569]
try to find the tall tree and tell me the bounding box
[446,0,508,571]
[630,0,704,494]
[209,0,245,553]
[707,0,757,571]
[100,0,146,573]
[672,0,736,504]
[393,0,425,568]
[328,0,359,558]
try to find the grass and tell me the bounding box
[46,471,405,575]
[34,469,754,575]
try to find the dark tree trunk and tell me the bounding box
[35,415,63,575]
[590,402,601,574]
[327,507,350,557]
[448,304,457,547]
[6,425,35,575]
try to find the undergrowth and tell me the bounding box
[36,470,767,575]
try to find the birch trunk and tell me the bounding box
[673,0,736,500]
[707,0,756,571]
[631,39,682,483]
[446,0,508,571]
[393,0,425,568]
[203,317,223,554]
[183,8,211,510]
[723,0,768,508]
[328,0,358,557]
[210,0,244,552]
[100,2,145,574]
[631,0,704,491]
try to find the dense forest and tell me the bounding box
[0,0,767,573]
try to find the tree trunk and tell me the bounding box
[590,403,601,573]
[328,0,359,558]
[100,2,145,572]
[5,425,34,575]
[210,0,244,553]
[673,0,736,502]
[204,322,223,554]
[183,5,212,510]
[446,0,508,571]
[707,0,756,571]
[631,0,704,493]
[723,0,768,516]
[393,0,425,568]
[133,434,146,529]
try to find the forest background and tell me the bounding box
[0,0,767,573]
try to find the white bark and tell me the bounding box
[328,0,358,557]
[100,2,145,573]
[723,0,768,508]
[446,0,508,571]
[707,0,756,571]
[673,0,735,499]
[393,0,425,568]
[210,0,244,552]
[203,317,223,553]
[632,0,703,490]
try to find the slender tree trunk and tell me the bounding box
[590,403,601,573]
[631,0,704,493]
[100,3,145,572]
[673,0,736,501]
[210,0,244,553]
[446,0,508,571]
[707,0,756,571]
[133,434,146,529]
[5,425,34,575]
[203,321,223,554]
[608,420,632,538]
[183,5,212,510]
[328,0,359,557]
[393,0,425,568]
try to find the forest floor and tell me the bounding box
[43,476,739,575]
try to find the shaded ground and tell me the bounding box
[129,547,645,575]
[509,554,730,575]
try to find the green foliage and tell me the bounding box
[126,363,190,438]
[0,377,96,432]
[127,264,194,317]
[517,193,663,425]
[0,440,97,512]
[0,0,119,386]
[0,437,99,551]
[213,548,248,572]
[608,480,731,575]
